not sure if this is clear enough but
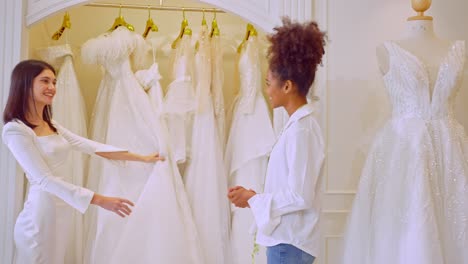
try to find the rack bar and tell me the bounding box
[85,2,225,13]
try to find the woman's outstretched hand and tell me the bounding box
[139,152,165,163]
[91,194,135,218]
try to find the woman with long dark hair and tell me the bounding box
[2,59,164,264]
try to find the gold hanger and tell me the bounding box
[183,9,193,36]
[108,5,135,32]
[201,8,207,26]
[143,6,158,38]
[210,10,220,38]
[171,9,192,49]
[237,23,257,53]
[51,12,71,40]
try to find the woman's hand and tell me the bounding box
[139,152,165,163]
[227,186,256,208]
[91,194,135,218]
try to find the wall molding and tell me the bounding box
[0,1,27,263]
[26,0,85,26]
[26,0,314,31]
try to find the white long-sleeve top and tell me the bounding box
[248,103,325,257]
[2,120,126,213]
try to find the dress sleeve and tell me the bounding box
[2,122,94,213]
[248,126,325,235]
[54,122,128,167]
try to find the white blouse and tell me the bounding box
[2,120,126,213]
[248,104,325,257]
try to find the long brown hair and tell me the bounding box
[3,59,57,132]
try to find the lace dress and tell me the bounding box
[342,41,468,264]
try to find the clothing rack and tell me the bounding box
[86,2,226,13]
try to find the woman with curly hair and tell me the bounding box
[228,17,326,264]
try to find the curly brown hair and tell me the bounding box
[267,17,326,97]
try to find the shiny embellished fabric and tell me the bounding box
[211,34,226,149]
[342,41,468,264]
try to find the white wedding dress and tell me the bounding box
[342,40,468,264]
[36,44,88,264]
[136,38,165,115]
[225,36,275,264]
[211,33,226,149]
[109,52,204,264]
[82,27,201,264]
[183,25,231,264]
[163,34,196,165]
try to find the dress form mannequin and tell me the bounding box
[376,0,452,97]
[341,1,468,263]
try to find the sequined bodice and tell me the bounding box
[382,41,465,120]
[237,37,262,114]
[239,37,261,98]
[172,35,193,82]
[194,24,212,107]
[37,44,74,69]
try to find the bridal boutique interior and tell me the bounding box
[27,1,270,120]
[1,0,468,263]
[1,1,313,264]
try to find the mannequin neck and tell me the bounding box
[403,20,438,41]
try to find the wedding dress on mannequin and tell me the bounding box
[183,24,231,264]
[37,44,87,264]
[342,19,468,264]
[225,36,275,264]
[81,27,201,264]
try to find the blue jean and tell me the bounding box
[266,243,315,264]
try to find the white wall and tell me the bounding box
[0,1,27,263]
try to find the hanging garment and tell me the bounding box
[163,34,196,165]
[341,41,468,264]
[36,44,88,264]
[110,57,204,264]
[225,36,276,264]
[2,120,125,264]
[136,38,165,115]
[182,24,231,264]
[81,27,201,264]
[211,34,226,149]
[136,62,164,114]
